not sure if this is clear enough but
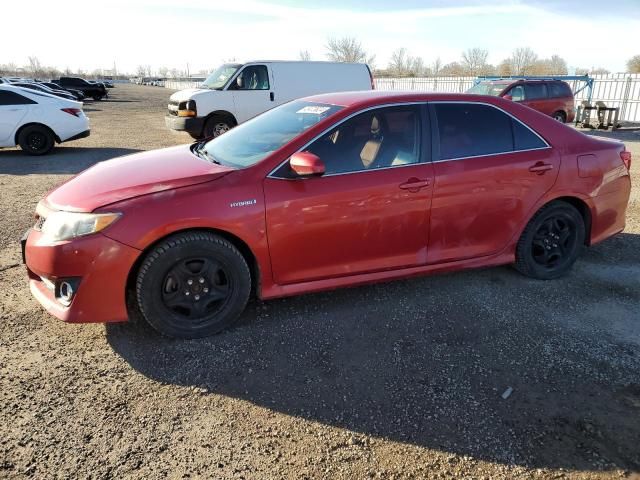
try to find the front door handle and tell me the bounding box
[528,162,554,174]
[399,178,431,191]
[270,91,274,101]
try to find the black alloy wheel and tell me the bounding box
[515,201,585,279]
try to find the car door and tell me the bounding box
[229,64,275,123]
[522,83,551,115]
[263,104,434,285]
[427,102,559,263]
[0,91,34,144]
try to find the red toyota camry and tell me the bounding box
[23,91,632,338]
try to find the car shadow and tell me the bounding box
[107,232,640,472]
[0,147,141,175]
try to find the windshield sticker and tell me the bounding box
[296,106,331,115]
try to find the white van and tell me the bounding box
[165,61,374,139]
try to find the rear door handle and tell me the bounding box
[270,92,274,101]
[399,178,431,191]
[529,162,554,174]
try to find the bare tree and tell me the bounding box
[136,65,147,78]
[431,57,442,76]
[627,55,640,73]
[326,37,375,68]
[158,66,169,78]
[510,47,538,75]
[27,56,42,77]
[388,48,427,76]
[590,67,610,75]
[548,55,568,74]
[461,48,489,76]
[439,62,466,76]
[575,67,589,76]
[0,62,18,76]
[497,59,512,76]
[299,50,311,61]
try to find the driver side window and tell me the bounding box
[508,85,525,101]
[305,105,421,175]
[233,65,270,90]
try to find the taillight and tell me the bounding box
[61,108,82,117]
[620,149,632,171]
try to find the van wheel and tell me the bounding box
[135,232,251,339]
[514,201,585,280]
[203,115,233,139]
[552,111,566,123]
[92,95,103,101]
[18,125,55,155]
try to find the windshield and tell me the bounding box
[201,63,242,90]
[466,82,508,96]
[200,100,343,168]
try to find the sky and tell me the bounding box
[2,0,639,75]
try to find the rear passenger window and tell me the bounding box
[434,103,513,160]
[524,83,547,100]
[512,121,547,150]
[548,82,572,98]
[0,91,36,105]
[433,103,548,160]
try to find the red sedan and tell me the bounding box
[23,91,632,338]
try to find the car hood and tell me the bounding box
[169,88,217,102]
[44,144,233,212]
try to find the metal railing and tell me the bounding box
[376,74,640,122]
[161,74,640,122]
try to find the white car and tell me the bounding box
[166,61,374,139]
[0,85,90,155]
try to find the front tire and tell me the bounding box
[552,111,566,123]
[18,125,55,156]
[92,95,103,101]
[135,232,251,339]
[202,115,233,139]
[515,201,585,279]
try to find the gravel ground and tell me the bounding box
[0,84,639,479]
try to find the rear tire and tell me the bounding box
[135,232,251,339]
[552,111,566,123]
[515,201,585,279]
[18,125,55,156]
[92,94,103,101]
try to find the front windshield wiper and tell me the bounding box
[193,141,222,165]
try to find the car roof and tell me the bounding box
[303,90,511,108]
[0,84,76,103]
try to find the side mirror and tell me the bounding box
[503,94,513,101]
[290,152,325,177]
[236,76,244,89]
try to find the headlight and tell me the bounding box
[40,212,121,242]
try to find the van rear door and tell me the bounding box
[229,64,275,122]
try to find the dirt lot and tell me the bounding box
[0,84,639,479]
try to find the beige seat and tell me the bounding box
[360,116,383,168]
